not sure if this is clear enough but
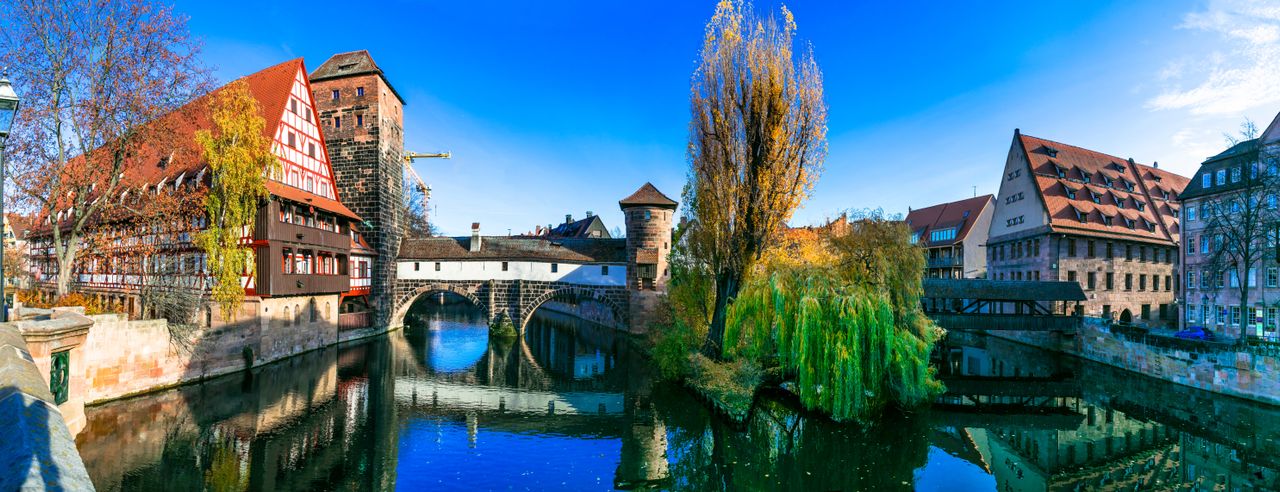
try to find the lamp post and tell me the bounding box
[0,73,21,322]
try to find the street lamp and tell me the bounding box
[0,73,21,322]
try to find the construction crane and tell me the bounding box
[402,151,450,228]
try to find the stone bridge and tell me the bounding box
[392,278,629,333]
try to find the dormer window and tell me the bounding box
[1161,190,1170,200]
[1101,214,1113,226]
[1089,190,1101,204]
[1217,169,1227,185]
[1122,180,1134,191]
[1114,194,1125,208]
[1124,217,1136,229]
[1102,175,1113,187]
[1054,163,1066,178]
[1074,206,1087,223]
[1080,170,1092,183]
[1063,183,1077,199]
[1045,146,1059,157]
[1134,200,1145,211]
[1203,174,1212,188]
[1232,167,1242,183]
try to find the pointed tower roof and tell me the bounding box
[309,50,404,104]
[619,182,678,210]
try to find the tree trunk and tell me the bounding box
[54,238,79,296]
[702,269,740,359]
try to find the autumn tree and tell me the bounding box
[195,81,276,319]
[683,0,827,357]
[1201,120,1280,334]
[0,0,209,295]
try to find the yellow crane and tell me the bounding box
[403,151,450,226]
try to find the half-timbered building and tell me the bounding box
[26,59,375,327]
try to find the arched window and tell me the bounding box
[324,302,331,321]
[295,304,302,324]
[283,306,291,326]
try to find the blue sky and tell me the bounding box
[177,0,1280,236]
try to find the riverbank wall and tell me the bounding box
[10,302,395,431]
[990,317,1280,406]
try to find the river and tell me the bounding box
[74,302,1280,491]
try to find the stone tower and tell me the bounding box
[619,183,678,333]
[309,51,404,325]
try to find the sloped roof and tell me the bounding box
[309,50,405,104]
[545,215,610,239]
[33,58,359,231]
[1179,138,1262,200]
[1016,133,1189,245]
[922,278,1086,301]
[906,195,993,246]
[399,237,628,263]
[619,182,678,209]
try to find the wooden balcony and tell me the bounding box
[339,311,371,331]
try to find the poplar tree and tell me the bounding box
[195,81,276,319]
[684,0,828,357]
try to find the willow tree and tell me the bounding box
[195,81,277,318]
[684,0,828,357]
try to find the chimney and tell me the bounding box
[565,214,573,224]
[586,211,593,218]
[470,222,482,252]
[1153,161,1159,169]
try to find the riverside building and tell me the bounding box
[906,195,994,279]
[986,130,1189,326]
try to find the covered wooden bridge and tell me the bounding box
[921,278,1086,332]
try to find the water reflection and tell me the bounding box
[73,302,1280,491]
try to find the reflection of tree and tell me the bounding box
[654,387,931,490]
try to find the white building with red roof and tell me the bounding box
[906,195,994,279]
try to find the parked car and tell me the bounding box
[1174,326,1214,341]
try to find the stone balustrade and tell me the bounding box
[0,320,95,491]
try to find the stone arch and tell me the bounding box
[1119,309,1133,324]
[519,285,626,333]
[392,282,488,329]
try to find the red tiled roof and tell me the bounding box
[1017,133,1190,245]
[266,181,359,220]
[399,237,627,263]
[905,195,993,246]
[619,182,678,209]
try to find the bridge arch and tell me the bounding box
[393,282,489,329]
[519,285,627,332]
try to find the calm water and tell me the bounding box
[75,302,1280,491]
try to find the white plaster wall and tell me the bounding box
[398,260,627,286]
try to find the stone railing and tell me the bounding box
[0,321,95,490]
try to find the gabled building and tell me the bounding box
[1178,110,1280,339]
[26,58,372,326]
[987,130,1189,325]
[906,195,994,279]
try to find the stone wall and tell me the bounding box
[80,294,345,404]
[0,322,94,491]
[992,317,1280,405]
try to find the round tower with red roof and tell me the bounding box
[619,183,678,332]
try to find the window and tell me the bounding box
[1125,273,1133,291]
[1007,169,1021,180]
[1202,174,1212,188]
[1269,267,1279,288]
[1165,275,1172,291]
[1217,169,1227,185]
[1188,205,1197,221]
[502,261,509,271]
[1230,270,1240,288]
[1188,271,1196,289]
[357,86,365,97]
[434,262,441,271]
[304,108,311,122]
[288,132,296,148]
[551,263,559,273]
[1201,236,1210,254]
[282,248,293,274]
[1231,306,1242,326]
[1087,272,1096,290]
[1249,267,1258,288]
[331,89,340,101]
[1067,239,1077,256]
[1106,272,1114,290]
[601,265,609,275]
[1232,167,1242,183]
[357,114,364,127]
[1067,271,1078,282]
[334,116,342,129]
[931,227,957,242]
[644,210,652,221]
[1139,275,1146,291]
[1188,304,1197,323]
[1188,237,1196,255]
[414,262,420,271]
[290,99,297,114]
[1087,241,1096,258]
[309,143,316,158]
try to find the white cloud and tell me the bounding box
[1147,0,1280,115]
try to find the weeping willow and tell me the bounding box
[724,266,942,422]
